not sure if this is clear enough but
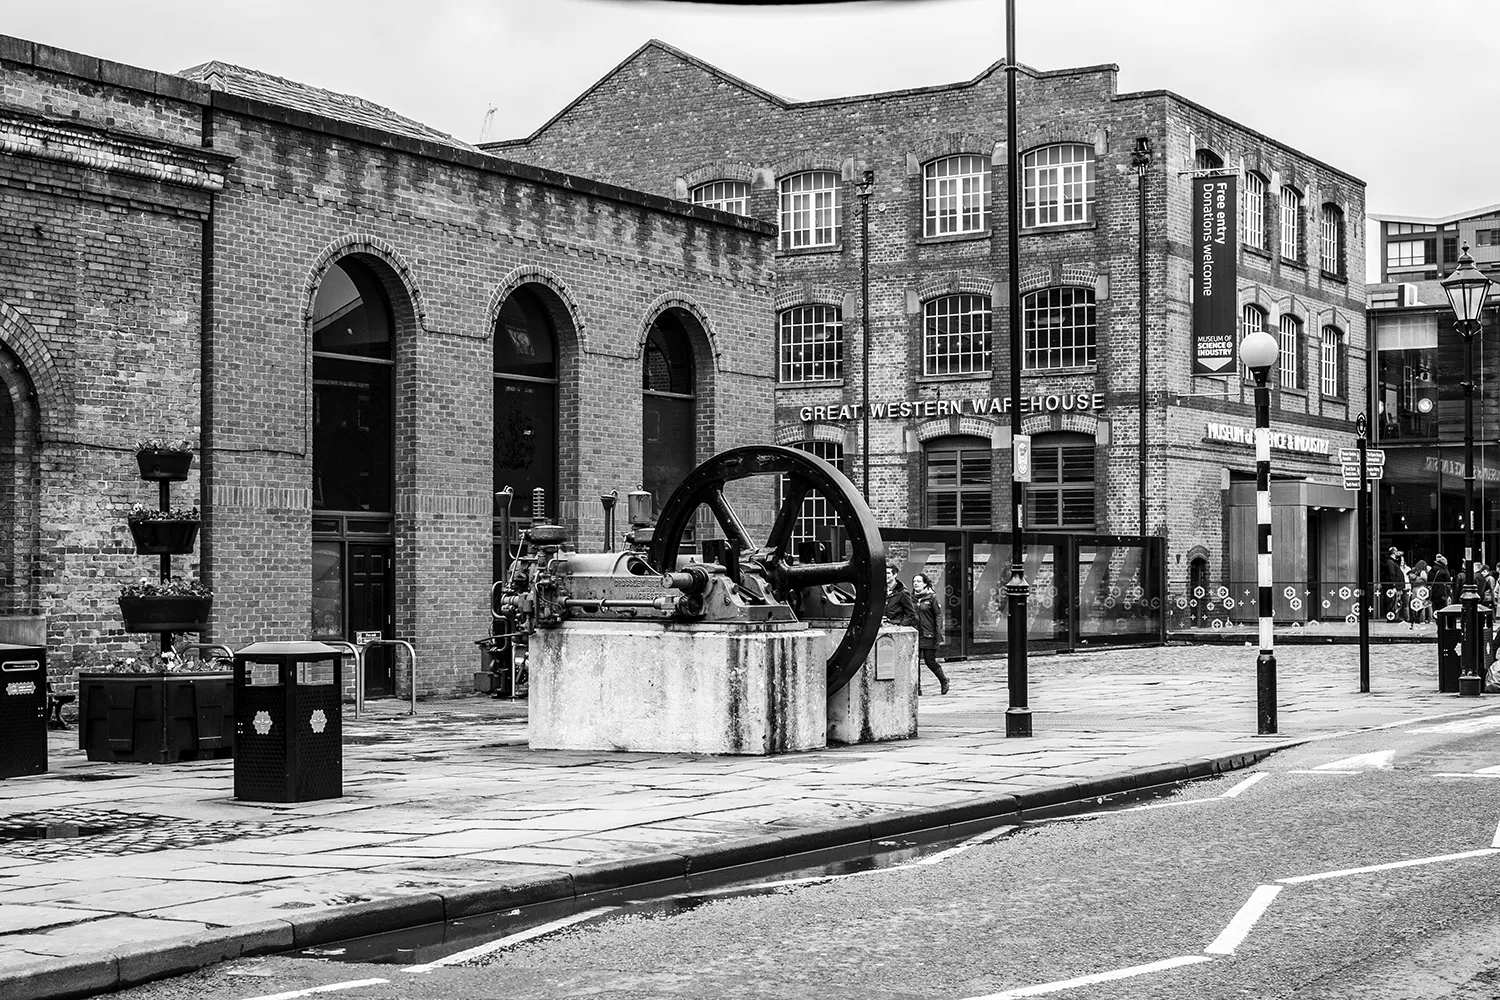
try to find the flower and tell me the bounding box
[120,576,212,599]
[135,439,194,454]
[128,504,201,523]
[103,649,224,674]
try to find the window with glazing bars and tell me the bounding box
[1321,326,1344,397]
[1024,440,1095,530]
[1279,314,1303,388]
[783,440,845,554]
[1280,186,1302,261]
[1022,144,1094,227]
[1387,240,1427,267]
[778,172,840,250]
[778,305,843,383]
[1244,173,1265,250]
[923,295,991,376]
[924,443,992,527]
[923,155,990,236]
[1320,204,1342,275]
[1023,287,1095,371]
[1195,149,1224,171]
[1242,305,1266,383]
[691,180,750,215]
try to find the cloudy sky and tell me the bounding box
[6,0,1495,272]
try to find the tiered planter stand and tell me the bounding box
[79,448,231,763]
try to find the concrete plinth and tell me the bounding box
[825,625,919,745]
[528,622,828,755]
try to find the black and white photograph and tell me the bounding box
[2,0,1500,996]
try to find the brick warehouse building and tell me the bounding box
[491,41,1369,629]
[0,35,777,694]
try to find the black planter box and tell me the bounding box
[77,672,234,764]
[119,595,211,633]
[128,519,201,555]
[135,449,193,482]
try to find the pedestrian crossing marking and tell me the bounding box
[1289,750,1394,775]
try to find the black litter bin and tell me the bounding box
[0,644,47,779]
[233,641,343,802]
[1435,603,1493,694]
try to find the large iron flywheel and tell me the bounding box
[648,445,885,694]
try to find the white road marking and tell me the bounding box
[1409,715,1500,734]
[239,980,389,1000]
[402,908,615,973]
[963,955,1212,998]
[1204,884,1282,955]
[1219,773,1267,798]
[1433,772,1500,778]
[1286,769,1361,775]
[916,823,1017,865]
[1278,848,1499,884]
[1493,816,1500,849]
[1310,750,1395,772]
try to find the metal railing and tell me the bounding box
[173,642,235,665]
[362,639,417,717]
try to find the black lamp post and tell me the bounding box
[1241,327,1279,734]
[1441,243,1493,697]
[1003,0,1030,738]
[1131,137,1153,536]
[857,168,875,500]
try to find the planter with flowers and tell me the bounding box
[119,577,213,632]
[135,438,194,482]
[77,650,233,764]
[127,504,202,556]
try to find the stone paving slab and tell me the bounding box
[0,640,1493,998]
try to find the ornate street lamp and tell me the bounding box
[857,168,875,500]
[1441,243,1494,697]
[1241,327,1279,733]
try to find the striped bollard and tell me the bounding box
[1242,330,1279,736]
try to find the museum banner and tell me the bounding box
[1192,174,1237,375]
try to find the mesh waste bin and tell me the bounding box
[0,644,46,779]
[233,641,343,802]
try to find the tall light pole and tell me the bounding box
[1241,328,1279,734]
[857,168,875,500]
[1131,137,1152,536]
[1003,0,1031,738]
[1441,243,1493,697]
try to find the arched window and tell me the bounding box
[1279,314,1304,389]
[778,304,843,383]
[923,294,991,376]
[1023,287,1096,371]
[1320,204,1345,277]
[1022,144,1095,228]
[1321,326,1347,398]
[1280,185,1303,262]
[1024,433,1096,530]
[310,258,395,681]
[642,313,696,512]
[494,288,559,521]
[923,154,990,236]
[778,171,840,250]
[1244,172,1267,250]
[1195,149,1223,171]
[692,180,750,216]
[923,435,991,527]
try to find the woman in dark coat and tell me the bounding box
[1431,554,1452,612]
[912,573,950,695]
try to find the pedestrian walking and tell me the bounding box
[911,573,950,695]
[1431,554,1452,612]
[884,562,917,629]
[1381,546,1404,622]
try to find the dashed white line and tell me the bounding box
[402,908,615,973]
[962,955,1212,998]
[1204,884,1282,955]
[239,980,389,1000]
[1219,773,1267,797]
[1278,848,1500,885]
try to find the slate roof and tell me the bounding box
[178,60,475,150]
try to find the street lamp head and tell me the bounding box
[1240,328,1279,371]
[1442,243,1493,330]
[1131,136,1152,174]
[857,168,875,199]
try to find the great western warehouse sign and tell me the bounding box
[1192,174,1238,376]
[1204,421,1330,456]
[799,393,1106,423]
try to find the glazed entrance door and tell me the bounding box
[349,544,394,697]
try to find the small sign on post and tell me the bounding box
[354,631,382,646]
[1013,433,1032,483]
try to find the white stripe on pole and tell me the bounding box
[1256,492,1271,523]
[1257,553,1273,584]
[1259,618,1273,651]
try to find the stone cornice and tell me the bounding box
[0,111,229,192]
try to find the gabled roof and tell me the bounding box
[179,60,475,151]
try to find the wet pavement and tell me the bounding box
[0,638,1492,998]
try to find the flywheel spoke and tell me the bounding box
[706,486,755,552]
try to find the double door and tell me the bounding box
[312,521,394,698]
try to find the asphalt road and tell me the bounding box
[113,712,1500,1000]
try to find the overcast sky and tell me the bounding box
[5,0,1496,277]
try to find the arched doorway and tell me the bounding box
[0,340,39,628]
[494,287,560,578]
[642,312,697,515]
[310,258,396,696]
